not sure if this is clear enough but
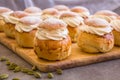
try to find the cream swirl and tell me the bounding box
[62,16,83,27]
[36,28,68,40]
[41,14,58,20]
[2,11,19,24]
[15,22,40,32]
[78,12,90,18]
[80,24,113,36]
[111,20,120,32]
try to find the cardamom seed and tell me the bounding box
[0,74,9,79]
[14,66,21,72]
[34,72,41,78]
[12,78,20,80]
[56,69,63,75]
[47,73,54,79]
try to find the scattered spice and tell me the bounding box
[14,66,21,72]
[12,78,20,80]
[56,69,63,75]
[21,68,30,73]
[6,60,11,65]
[0,74,9,80]
[34,72,41,78]
[8,63,18,70]
[47,73,54,79]
[27,70,34,75]
[0,56,8,62]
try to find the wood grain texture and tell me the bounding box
[0,32,120,72]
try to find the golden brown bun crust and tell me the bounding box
[59,11,78,18]
[10,11,29,18]
[39,18,67,30]
[15,29,36,48]
[24,7,41,13]
[77,31,114,53]
[0,7,12,13]
[95,10,119,17]
[67,25,79,43]
[0,19,5,31]
[71,6,89,13]
[54,5,69,11]
[42,8,59,15]
[34,36,71,60]
[112,30,120,46]
[84,18,109,28]
[3,23,15,38]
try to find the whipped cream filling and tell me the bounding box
[36,28,68,40]
[111,20,120,32]
[41,14,58,20]
[15,22,39,32]
[62,16,83,27]
[2,12,19,24]
[80,25,113,36]
[78,12,90,17]
[28,12,41,17]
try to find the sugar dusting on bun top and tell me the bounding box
[54,5,69,11]
[71,6,89,13]
[10,11,29,18]
[39,18,67,30]
[84,18,109,28]
[0,7,12,14]
[94,10,119,19]
[42,8,59,15]
[24,7,41,13]
[71,6,90,18]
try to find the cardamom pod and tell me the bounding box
[14,66,21,72]
[56,69,63,75]
[21,68,30,73]
[8,63,18,70]
[0,56,8,62]
[0,74,9,79]
[47,73,54,79]
[34,72,41,78]
[27,70,34,75]
[12,78,20,80]
[6,60,11,66]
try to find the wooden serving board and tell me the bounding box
[0,32,120,72]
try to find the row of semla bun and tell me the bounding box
[0,5,120,61]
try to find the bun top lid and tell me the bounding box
[19,16,42,25]
[54,5,69,11]
[0,7,12,14]
[71,6,89,13]
[39,18,67,30]
[95,10,119,18]
[10,11,29,18]
[24,7,41,13]
[84,18,109,28]
[42,8,59,15]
